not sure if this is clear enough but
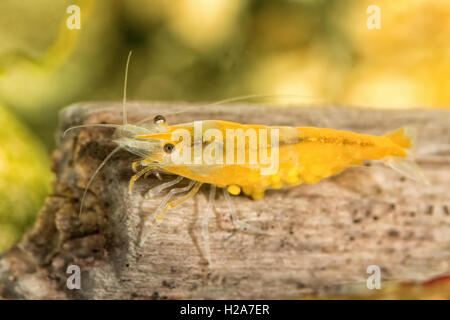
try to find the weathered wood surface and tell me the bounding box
[0,102,449,299]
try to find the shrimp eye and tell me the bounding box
[163,143,175,153]
[154,115,166,124]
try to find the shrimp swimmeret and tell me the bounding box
[65,53,428,265]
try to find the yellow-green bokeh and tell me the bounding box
[0,104,51,251]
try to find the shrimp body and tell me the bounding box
[133,120,423,200]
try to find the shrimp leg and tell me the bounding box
[145,175,183,198]
[128,166,155,194]
[131,161,141,172]
[201,185,216,266]
[147,170,163,180]
[132,161,162,180]
[222,188,273,235]
[140,181,202,246]
[158,181,203,215]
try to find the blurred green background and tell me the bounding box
[0,0,449,252]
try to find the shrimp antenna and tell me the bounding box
[78,145,122,216]
[123,50,132,126]
[63,124,122,137]
[135,93,323,126]
[63,51,133,136]
[205,93,321,107]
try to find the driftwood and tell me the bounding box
[0,102,449,299]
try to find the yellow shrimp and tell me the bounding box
[132,120,427,200]
[66,52,428,265]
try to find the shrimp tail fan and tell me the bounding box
[382,127,429,185]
